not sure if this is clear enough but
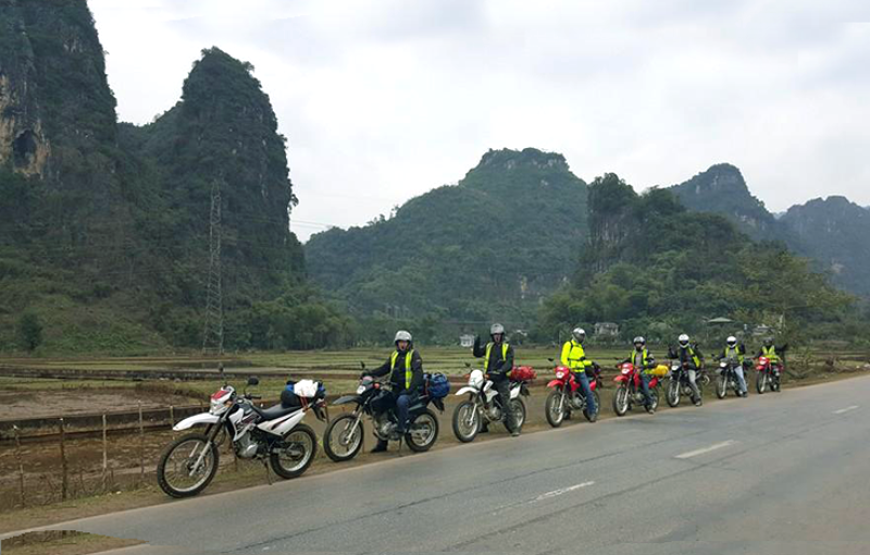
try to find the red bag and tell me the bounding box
[510,365,537,382]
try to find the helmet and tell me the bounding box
[633,336,645,347]
[490,323,505,336]
[764,337,774,347]
[572,328,586,342]
[678,334,690,347]
[726,336,737,346]
[394,330,412,344]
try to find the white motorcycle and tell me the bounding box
[157,374,326,498]
[451,365,529,443]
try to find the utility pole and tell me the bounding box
[202,178,224,355]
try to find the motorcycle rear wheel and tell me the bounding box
[406,409,439,452]
[545,390,566,428]
[452,400,480,443]
[613,386,629,417]
[324,414,364,462]
[270,424,317,479]
[157,433,219,498]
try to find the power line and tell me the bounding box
[202,179,224,356]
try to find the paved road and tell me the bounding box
[9,376,870,554]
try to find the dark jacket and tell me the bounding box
[370,348,424,394]
[472,336,514,379]
[668,345,703,369]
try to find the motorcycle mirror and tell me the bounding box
[464,362,471,368]
[247,376,260,387]
[547,357,554,363]
[359,361,366,370]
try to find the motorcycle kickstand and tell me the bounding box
[262,459,273,486]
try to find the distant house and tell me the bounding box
[594,322,620,338]
[459,334,475,348]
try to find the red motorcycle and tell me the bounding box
[755,356,782,394]
[544,363,601,427]
[612,362,661,416]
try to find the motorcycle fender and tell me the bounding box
[613,375,628,384]
[520,384,531,397]
[547,379,563,389]
[258,409,305,437]
[510,385,521,400]
[333,395,359,406]
[174,412,219,432]
[456,386,478,396]
[431,397,445,412]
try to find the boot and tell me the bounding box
[370,439,388,453]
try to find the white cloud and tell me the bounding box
[89,0,870,240]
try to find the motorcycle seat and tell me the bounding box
[252,403,300,421]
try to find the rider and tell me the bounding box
[366,330,424,453]
[622,336,656,412]
[756,337,789,370]
[717,335,748,397]
[473,323,520,437]
[560,327,598,422]
[669,334,703,406]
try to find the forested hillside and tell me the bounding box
[306,148,588,340]
[670,164,870,298]
[538,174,853,344]
[0,0,348,353]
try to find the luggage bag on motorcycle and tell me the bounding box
[510,366,537,382]
[281,379,326,408]
[648,364,669,377]
[425,373,451,399]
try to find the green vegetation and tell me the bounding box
[537,174,854,346]
[16,312,42,351]
[306,148,589,340]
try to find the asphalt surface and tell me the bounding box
[6,376,870,554]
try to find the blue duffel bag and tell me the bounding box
[426,373,450,399]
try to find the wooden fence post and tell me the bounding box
[13,425,26,507]
[102,414,108,492]
[138,401,145,482]
[59,418,68,501]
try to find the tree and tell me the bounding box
[18,312,43,352]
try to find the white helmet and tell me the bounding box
[633,336,645,346]
[572,327,586,342]
[394,330,412,343]
[726,336,737,346]
[490,323,505,335]
[678,334,690,346]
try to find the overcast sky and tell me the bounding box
[89,0,870,241]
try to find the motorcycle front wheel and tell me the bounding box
[613,386,630,417]
[270,424,317,479]
[324,413,364,462]
[157,433,219,498]
[716,375,727,399]
[756,372,768,395]
[452,400,480,443]
[510,398,526,431]
[667,380,680,407]
[545,390,566,428]
[406,409,439,452]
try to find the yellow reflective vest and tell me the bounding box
[390,349,415,389]
[484,342,510,376]
[561,340,592,371]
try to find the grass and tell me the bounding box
[0,530,143,555]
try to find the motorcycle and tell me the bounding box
[612,362,661,416]
[666,361,704,407]
[544,359,601,427]
[755,356,782,394]
[452,363,533,443]
[157,373,326,498]
[716,359,747,398]
[324,367,444,461]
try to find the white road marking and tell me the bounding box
[534,481,595,502]
[675,440,737,460]
[833,405,859,415]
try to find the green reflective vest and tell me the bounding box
[761,345,779,363]
[629,348,650,368]
[723,346,744,365]
[390,349,415,389]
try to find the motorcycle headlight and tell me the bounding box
[356,385,366,395]
[556,371,565,379]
